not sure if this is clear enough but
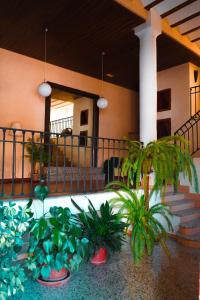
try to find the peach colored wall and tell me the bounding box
[0,48,138,139]
[0,48,138,179]
[157,63,190,134]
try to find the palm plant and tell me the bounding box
[71,198,127,256]
[25,137,48,179]
[122,136,198,209]
[108,182,173,263]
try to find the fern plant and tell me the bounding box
[121,136,198,209]
[108,182,173,263]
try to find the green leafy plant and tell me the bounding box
[108,182,173,263]
[25,137,48,177]
[0,201,33,299]
[122,136,198,209]
[26,205,89,279]
[72,198,127,256]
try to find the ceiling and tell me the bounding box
[142,0,200,46]
[0,0,199,91]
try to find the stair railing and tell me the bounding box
[174,110,200,155]
[190,85,200,116]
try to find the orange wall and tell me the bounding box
[0,48,139,139]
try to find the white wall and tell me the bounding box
[189,62,200,115]
[157,63,190,134]
[73,97,93,136]
[4,189,177,233]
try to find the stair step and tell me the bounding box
[164,192,185,202]
[174,208,200,222]
[171,232,200,248]
[179,218,200,235]
[167,199,196,212]
[177,232,200,241]
[176,232,200,248]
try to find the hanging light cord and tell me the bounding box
[101,51,105,97]
[44,28,48,82]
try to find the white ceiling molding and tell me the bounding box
[179,16,200,34]
[167,0,200,26]
[155,0,188,16]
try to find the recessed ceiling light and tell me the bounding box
[106,73,114,78]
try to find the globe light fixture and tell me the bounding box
[38,82,52,97]
[97,52,108,109]
[38,28,52,97]
[97,97,108,109]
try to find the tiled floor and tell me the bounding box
[12,239,199,300]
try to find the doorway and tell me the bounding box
[44,82,99,138]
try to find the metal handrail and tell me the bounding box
[0,126,128,198]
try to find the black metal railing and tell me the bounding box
[174,110,200,155]
[50,116,73,134]
[190,85,200,116]
[0,126,128,198]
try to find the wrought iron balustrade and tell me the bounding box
[190,85,200,117]
[50,116,73,134]
[175,85,200,155]
[0,126,128,198]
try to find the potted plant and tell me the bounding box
[108,182,173,263]
[0,201,33,299]
[26,185,89,286]
[72,198,127,265]
[121,136,198,208]
[25,137,48,182]
[107,136,199,263]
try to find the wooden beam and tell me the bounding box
[114,0,147,20]
[115,0,200,58]
[145,0,164,10]
[182,25,200,35]
[171,11,200,27]
[161,0,197,18]
[191,37,200,42]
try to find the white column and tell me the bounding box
[135,9,161,145]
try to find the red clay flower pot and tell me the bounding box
[91,247,107,265]
[127,229,132,237]
[37,268,70,287]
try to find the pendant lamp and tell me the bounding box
[38,28,52,97]
[97,52,108,109]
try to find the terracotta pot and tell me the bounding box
[127,224,134,237]
[37,268,70,287]
[127,229,132,237]
[91,247,107,265]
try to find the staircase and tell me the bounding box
[174,109,200,155]
[165,189,200,248]
[172,88,200,248]
[47,139,105,182]
[47,166,105,182]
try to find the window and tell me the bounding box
[80,109,88,126]
[157,89,171,112]
[157,118,171,139]
[79,130,88,146]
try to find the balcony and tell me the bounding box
[0,126,128,199]
[50,116,73,135]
